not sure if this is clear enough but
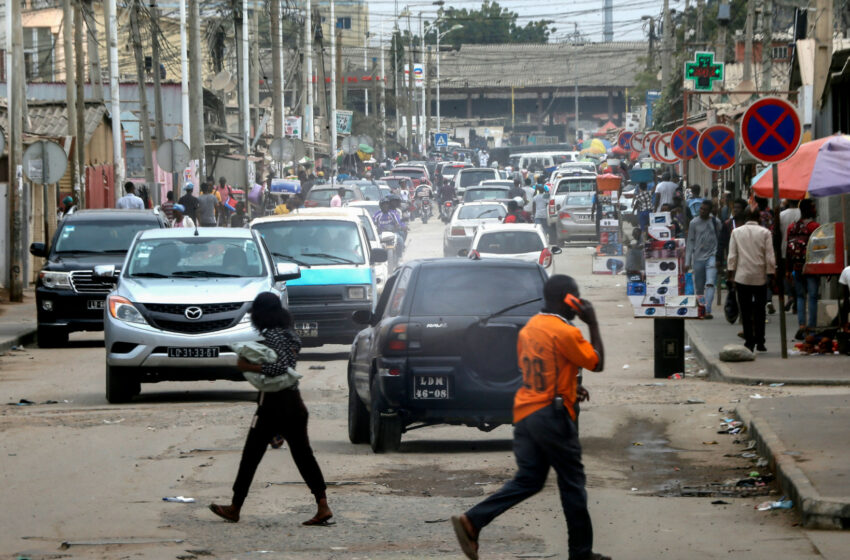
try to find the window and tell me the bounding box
[253,219,366,265]
[476,232,544,255]
[336,17,351,29]
[128,238,265,278]
[54,222,157,254]
[388,267,411,317]
[771,46,788,61]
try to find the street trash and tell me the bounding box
[643,382,666,386]
[719,344,755,362]
[741,452,757,458]
[622,364,630,369]
[756,458,769,467]
[749,471,760,477]
[757,499,793,511]
[632,442,643,446]
[711,500,730,505]
[750,393,766,399]
[163,496,195,503]
[308,365,325,370]
[668,373,684,380]
[103,418,125,424]
[687,398,705,404]
[783,451,801,457]
[8,399,35,406]
[631,487,638,492]
[61,538,185,549]
[424,518,448,524]
[684,345,692,352]
[702,441,719,445]
[769,383,785,387]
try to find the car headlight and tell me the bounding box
[107,295,148,325]
[346,286,370,300]
[40,271,71,289]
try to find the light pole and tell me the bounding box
[432,24,462,133]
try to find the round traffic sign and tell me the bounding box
[648,135,661,161]
[697,125,736,171]
[23,140,68,184]
[630,131,646,152]
[642,131,660,156]
[156,139,191,173]
[655,132,680,164]
[617,131,633,151]
[671,126,700,160]
[741,97,801,163]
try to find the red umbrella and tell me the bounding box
[751,135,845,200]
[611,145,627,156]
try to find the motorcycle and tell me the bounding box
[440,198,455,224]
[419,196,432,224]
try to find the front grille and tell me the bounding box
[151,318,235,334]
[288,294,344,306]
[70,270,119,294]
[143,302,244,315]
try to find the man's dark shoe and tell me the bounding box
[209,503,240,523]
[767,302,776,315]
[756,344,768,352]
[572,553,612,560]
[745,343,755,353]
[704,313,714,319]
[794,328,806,341]
[737,331,745,339]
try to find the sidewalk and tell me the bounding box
[686,312,850,385]
[0,289,37,354]
[737,395,850,529]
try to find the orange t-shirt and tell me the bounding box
[513,313,599,423]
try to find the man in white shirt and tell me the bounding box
[330,187,345,207]
[728,207,776,353]
[116,182,145,209]
[779,199,802,313]
[653,172,678,212]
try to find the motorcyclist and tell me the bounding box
[373,198,407,257]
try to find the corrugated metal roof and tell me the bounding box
[0,102,109,144]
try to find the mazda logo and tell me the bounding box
[185,306,203,320]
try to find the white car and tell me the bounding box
[443,201,507,257]
[453,167,500,196]
[465,223,562,272]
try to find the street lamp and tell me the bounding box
[433,23,463,134]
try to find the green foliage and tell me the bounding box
[425,1,555,47]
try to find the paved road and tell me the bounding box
[2,217,849,559]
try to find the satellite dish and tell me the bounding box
[341,136,359,155]
[224,77,237,93]
[156,139,191,173]
[269,138,306,162]
[211,70,231,90]
[259,97,273,109]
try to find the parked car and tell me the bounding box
[443,201,507,257]
[250,214,387,346]
[28,209,170,347]
[348,181,383,202]
[462,184,511,203]
[303,185,364,207]
[347,258,548,452]
[556,191,598,243]
[99,227,301,403]
[464,223,561,272]
[453,167,499,196]
[546,172,599,229]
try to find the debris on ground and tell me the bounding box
[308,365,325,370]
[668,373,683,380]
[7,399,34,406]
[61,538,185,549]
[163,496,196,503]
[757,498,793,511]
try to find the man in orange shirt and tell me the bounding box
[452,275,607,560]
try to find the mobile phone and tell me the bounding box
[563,293,581,311]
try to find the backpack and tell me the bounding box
[787,221,812,272]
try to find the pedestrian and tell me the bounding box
[170,204,195,229]
[330,187,345,208]
[633,182,653,232]
[653,172,677,211]
[451,274,608,560]
[779,199,801,313]
[686,184,703,218]
[217,177,235,225]
[178,183,200,223]
[787,199,820,340]
[198,183,219,227]
[161,190,175,222]
[728,206,776,352]
[719,198,747,260]
[58,195,78,220]
[532,184,550,231]
[508,177,526,203]
[685,200,722,319]
[209,292,332,526]
[116,182,145,209]
[503,199,528,223]
[230,201,248,228]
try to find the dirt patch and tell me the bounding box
[362,465,506,498]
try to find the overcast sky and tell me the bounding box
[364,0,674,43]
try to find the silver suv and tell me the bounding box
[97,228,300,403]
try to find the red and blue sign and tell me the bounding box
[697,125,736,171]
[617,131,634,151]
[671,126,700,161]
[741,97,801,163]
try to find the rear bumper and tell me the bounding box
[290,301,372,346]
[443,236,472,256]
[557,219,597,241]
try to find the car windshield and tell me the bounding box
[54,221,157,254]
[354,182,381,201]
[392,168,425,179]
[464,188,509,202]
[477,231,544,254]
[441,165,466,178]
[307,189,354,203]
[127,237,265,277]
[565,193,595,207]
[459,170,497,188]
[383,178,409,189]
[411,265,543,317]
[556,178,597,194]
[253,219,366,265]
[553,154,575,164]
[458,204,506,220]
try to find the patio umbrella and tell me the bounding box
[751,134,850,199]
[580,138,610,154]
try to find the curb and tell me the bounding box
[685,322,850,386]
[736,403,850,529]
[0,328,37,356]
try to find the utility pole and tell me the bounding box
[743,0,754,83]
[419,13,425,150]
[407,12,414,153]
[380,22,387,158]
[251,5,260,136]
[151,1,166,148]
[241,0,252,189]
[7,0,24,300]
[812,0,832,129]
[189,0,205,178]
[179,0,190,153]
[330,0,338,178]
[696,0,705,45]
[62,0,79,196]
[336,28,344,108]
[661,0,672,91]
[304,0,315,160]
[271,0,284,138]
[74,0,87,208]
[84,1,103,101]
[371,57,379,117]
[130,0,155,197]
[364,31,369,116]
[646,17,655,72]
[762,0,773,91]
[425,45,432,146]
[393,25,400,143]
[105,0,124,189]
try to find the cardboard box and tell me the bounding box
[650,212,671,226]
[628,295,645,307]
[592,255,625,275]
[646,284,679,298]
[643,295,666,306]
[634,305,664,318]
[646,258,680,276]
[646,274,677,286]
[627,282,646,296]
[666,305,701,318]
[597,243,624,256]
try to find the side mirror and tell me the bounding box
[352,309,373,325]
[380,231,396,244]
[550,246,563,255]
[457,248,469,257]
[274,262,301,282]
[29,242,47,258]
[94,264,118,283]
[371,248,388,264]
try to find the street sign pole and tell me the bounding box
[771,164,787,359]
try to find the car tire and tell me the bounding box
[37,325,68,348]
[105,364,141,404]
[369,376,402,453]
[348,369,369,444]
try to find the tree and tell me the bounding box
[425,1,555,47]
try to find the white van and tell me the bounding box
[509,151,580,174]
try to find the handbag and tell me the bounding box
[233,342,303,392]
[724,286,739,324]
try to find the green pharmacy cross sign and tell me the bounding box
[684,52,724,91]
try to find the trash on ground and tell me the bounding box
[103,418,125,424]
[424,518,448,523]
[163,496,196,503]
[515,554,557,559]
[61,538,185,549]
[673,483,772,498]
[668,373,684,380]
[756,458,769,467]
[643,382,666,386]
[308,365,325,370]
[266,480,367,486]
[632,442,643,446]
[8,398,34,406]
[687,398,705,404]
[684,345,692,352]
[783,450,801,457]
[757,499,793,511]
[711,500,730,505]
[702,441,718,445]
[750,394,766,399]
[622,364,630,369]
[768,383,785,387]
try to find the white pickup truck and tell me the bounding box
[546,172,599,228]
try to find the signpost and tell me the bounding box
[741,97,802,360]
[655,132,679,164]
[434,133,448,149]
[630,131,646,152]
[697,125,736,171]
[23,140,68,248]
[671,126,700,161]
[684,51,724,91]
[642,131,660,156]
[617,130,633,151]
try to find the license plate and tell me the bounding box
[576,214,590,220]
[167,347,220,358]
[413,375,450,399]
[87,299,105,310]
[295,321,319,338]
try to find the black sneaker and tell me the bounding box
[767,302,776,315]
[756,344,768,352]
[745,343,755,353]
[794,328,806,341]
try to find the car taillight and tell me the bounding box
[387,323,408,351]
[451,227,465,236]
[539,248,553,268]
[445,201,453,207]
[548,198,555,215]
[304,200,318,207]
[559,211,571,219]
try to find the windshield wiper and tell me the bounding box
[130,272,169,278]
[171,270,241,278]
[56,250,101,254]
[478,297,542,325]
[271,252,311,268]
[301,252,357,264]
[476,209,501,218]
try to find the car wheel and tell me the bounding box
[348,369,369,444]
[105,364,141,404]
[37,325,69,348]
[369,376,402,453]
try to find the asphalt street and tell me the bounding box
[2,217,849,559]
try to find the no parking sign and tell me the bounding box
[697,125,736,171]
[741,97,801,163]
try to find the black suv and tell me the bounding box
[29,209,170,347]
[347,258,547,452]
